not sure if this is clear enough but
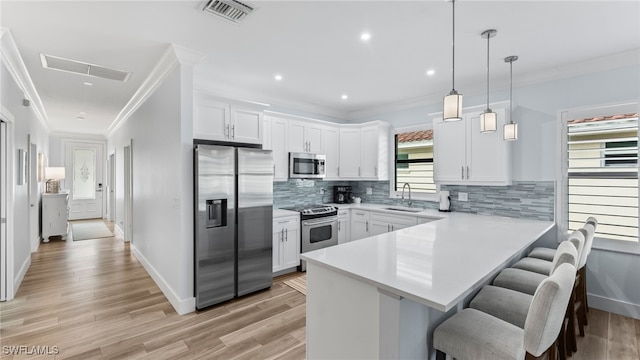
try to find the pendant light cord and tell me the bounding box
[452,0,456,91]
[509,60,513,124]
[486,33,490,110]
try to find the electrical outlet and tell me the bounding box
[366,187,372,195]
[458,192,468,202]
[319,188,326,195]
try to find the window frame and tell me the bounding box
[557,102,640,255]
[389,124,439,202]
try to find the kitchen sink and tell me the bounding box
[384,206,423,213]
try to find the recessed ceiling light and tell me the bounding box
[426,69,435,76]
[341,94,348,100]
[360,32,371,41]
[83,82,93,86]
[274,74,283,81]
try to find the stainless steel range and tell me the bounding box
[282,204,338,271]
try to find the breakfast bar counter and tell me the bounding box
[300,213,554,360]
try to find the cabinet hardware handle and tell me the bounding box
[358,167,361,176]
[366,221,369,232]
[387,224,390,232]
[461,166,464,180]
[281,228,284,241]
[337,166,340,176]
[338,221,341,231]
[226,124,230,138]
[375,166,377,176]
[285,229,288,242]
[466,166,470,179]
[392,225,395,231]
[278,220,289,223]
[273,165,276,175]
[231,125,235,139]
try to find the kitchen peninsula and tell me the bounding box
[300,212,554,360]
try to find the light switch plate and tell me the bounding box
[366,187,372,195]
[458,192,468,202]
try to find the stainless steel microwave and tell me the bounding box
[289,152,326,179]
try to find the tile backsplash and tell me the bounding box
[274,180,555,221]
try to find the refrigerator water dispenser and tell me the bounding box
[206,199,226,228]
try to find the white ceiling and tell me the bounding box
[2,1,639,135]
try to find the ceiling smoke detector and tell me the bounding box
[202,0,254,24]
[40,54,131,82]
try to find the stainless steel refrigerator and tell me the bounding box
[194,144,273,310]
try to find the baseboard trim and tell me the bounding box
[587,293,640,320]
[13,255,31,298]
[114,224,124,240]
[131,245,195,315]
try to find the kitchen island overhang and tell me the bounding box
[301,213,555,360]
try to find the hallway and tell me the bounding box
[0,223,306,359]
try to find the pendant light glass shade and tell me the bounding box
[443,0,463,122]
[504,122,518,140]
[504,55,519,141]
[444,90,463,121]
[480,111,498,132]
[480,29,497,133]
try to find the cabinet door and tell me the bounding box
[370,221,389,236]
[339,128,362,178]
[271,118,289,181]
[323,126,340,180]
[350,210,369,240]
[467,109,511,183]
[337,217,350,244]
[288,120,307,153]
[194,100,229,141]
[230,107,263,144]
[433,117,467,183]
[307,124,323,153]
[272,230,283,272]
[282,227,300,269]
[263,117,272,150]
[361,125,379,178]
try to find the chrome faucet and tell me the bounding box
[401,183,412,207]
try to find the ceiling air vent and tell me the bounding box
[40,54,131,82]
[202,0,254,24]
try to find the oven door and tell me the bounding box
[301,216,338,253]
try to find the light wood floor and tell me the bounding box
[1,220,639,360]
[0,221,306,359]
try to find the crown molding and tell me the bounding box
[107,44,205,137]
[0,28,50,132]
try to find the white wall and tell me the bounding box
[107,64,195,314]
[1,61,49,294]
[352,63,640,318]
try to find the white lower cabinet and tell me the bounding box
[337,209,350,244]
[273,215,300,272]
[370,212,418,235]
[42,193,69,242]
[350,209,370,241]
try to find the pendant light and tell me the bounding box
[443,0,462,121]
[504,55,519,141]
[480,29,497,133]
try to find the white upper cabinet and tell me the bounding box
[361,123,390,180]
[433,107,511,185]
[323,126,340,180]
[338,123,390,180]
[266,116,289,182]
[193,92,264,144]
[338,127,362,178]
[289,120,323,153]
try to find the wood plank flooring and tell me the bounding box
[0,221,306,360]
[1,220,639,359]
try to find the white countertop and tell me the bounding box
[328,202,446,220]
[273,207,300,218]
[301,212,554,311]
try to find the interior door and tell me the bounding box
[64,141,104,220]
[1,120,7,301]
[29,141,39,251]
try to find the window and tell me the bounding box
[394,129,436,195]
[567,112,638,243]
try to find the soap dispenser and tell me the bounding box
[439,191,451,212]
